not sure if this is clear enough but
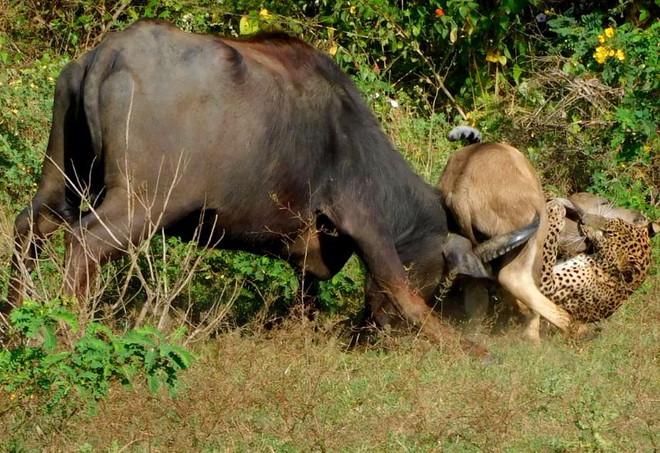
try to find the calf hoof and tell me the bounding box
[572,323,601,342]
[522,333,542,346]
[461,336,498,365]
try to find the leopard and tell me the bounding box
[539,199,654,323]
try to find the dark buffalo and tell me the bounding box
[8,20,527,352]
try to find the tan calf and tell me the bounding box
[437,127,571,342]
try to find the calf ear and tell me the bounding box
[554,197,584,222]
[443,233,492,279]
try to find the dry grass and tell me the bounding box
[2,274,657,451]
[516,56,624,133]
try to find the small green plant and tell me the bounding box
[124,235,365,325]
[0,299,194,416]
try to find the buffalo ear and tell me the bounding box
[443,233,492,279]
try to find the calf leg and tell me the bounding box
[498,250,571,333]
[514,299,542,343]
[464,282,543,343]
[463,279,490,333]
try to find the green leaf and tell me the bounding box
[41,351,70,367]
[42,324,57,353]
[239,16,260,36]
[512,64,523,84]
[168,347,195,370]
[148,374,160,393]
[145,349,158,370]
[52,308,79,332]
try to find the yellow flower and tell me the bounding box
[615,49,625,61]
[259,8,271,19]
[486,50,500,63]
[598,34,605,44]
[604,27,615,38]
[593,46,608,64]
[349,5,356,14]
[608,49,615,57]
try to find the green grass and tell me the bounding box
[1,278,658,451]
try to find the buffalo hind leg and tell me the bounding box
[7,59,86,311]
[7,200,71,311]
[63,191,158,303]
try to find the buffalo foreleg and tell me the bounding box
[330,206,487,355]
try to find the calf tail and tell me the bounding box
[448,126,482,144]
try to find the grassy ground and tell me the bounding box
[0,40,658,453]
[1,271,658,451]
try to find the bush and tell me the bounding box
[0,299,193,426]
[0,53,65,206]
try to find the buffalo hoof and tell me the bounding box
[480,352,500,366]
[461,338,490,359]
